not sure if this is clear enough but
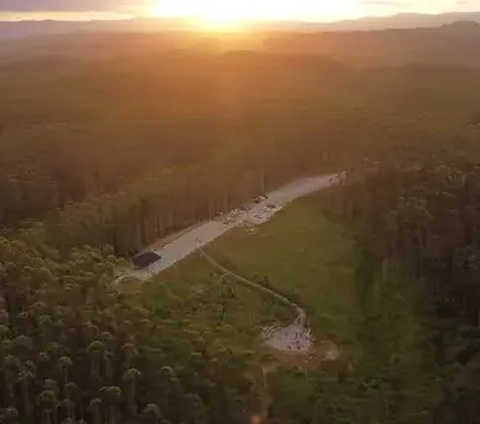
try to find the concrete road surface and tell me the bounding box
[122,173,341,280]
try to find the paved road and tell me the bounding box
[119,172,342,353]
[124,173,341,280]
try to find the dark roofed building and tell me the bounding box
[132,251,161,269]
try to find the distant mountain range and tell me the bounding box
[1,11,480,39]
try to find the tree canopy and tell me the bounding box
[2,27,480,423]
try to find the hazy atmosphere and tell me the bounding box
[2,0,480,21]
[2,1,480,423]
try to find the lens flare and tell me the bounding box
[150,0,360,29]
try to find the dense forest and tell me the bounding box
[2,26,480,423]
[262,139,480,424]
[3,49,480,256]
[312,140,480,424]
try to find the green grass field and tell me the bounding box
[138,191,426,368]
[139,194,361,353]
[137,190,436,422]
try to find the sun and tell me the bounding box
[150,0,250,30]
[149,0,361,28]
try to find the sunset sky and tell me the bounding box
[1,0,479,22]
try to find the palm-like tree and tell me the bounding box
[159,366,175,379]
[63,382,79,400]
[18,369,34,419]
[181,394,206,424]
[87,398,102,424]
[81,322,99,343]
[0,407,19,424]
[0,308,9,326]
[143,404,162,424]
[3,355,21,405]
[157,366,182,422]
[44,379,60,397]
[23,360,37,376]
[38,315,54,342]
[120,343,138,370]
[38,389,58,424]
[100,386,122,424]
[86,341,105,381]
[57,356,73,385]
[1,338,13,357]
[122,368,142,418]
[0,324,10,342]
[12,335,33,359]
[60,398,76,421]
[103,350,114,382]
[37,351,51,381]
[64,382,83,421]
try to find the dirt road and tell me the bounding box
[198,246,313,353]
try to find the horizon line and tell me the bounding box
[1,9,478,24]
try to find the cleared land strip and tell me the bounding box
[120,173,341,281]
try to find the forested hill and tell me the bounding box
[264,22,480,67]
[2,47,480,256]
[1,11,480,39]
[2,22,480,67]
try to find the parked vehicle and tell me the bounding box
[132,251,161,269]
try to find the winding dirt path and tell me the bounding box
[198,246,313,353]
[117,173,343,353]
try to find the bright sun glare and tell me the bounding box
[150,0,360,30]
[150,0,251,29]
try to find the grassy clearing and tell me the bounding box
[139,194,361,352]
[137,191,427,369]
[136,190,436,422]
[203,196,360,343]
